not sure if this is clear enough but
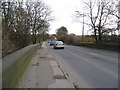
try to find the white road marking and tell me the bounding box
[90,53,98,56]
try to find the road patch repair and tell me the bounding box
[19,42,75,88]
[49,60,74,88]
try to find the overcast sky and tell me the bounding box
[33,0,117,35]
[41,0,90,35]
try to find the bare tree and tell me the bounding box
[76,0,117,43]
[107,1,120,30]
[56,26,68,37]
[26,1,51,44]
[2,1,52,56]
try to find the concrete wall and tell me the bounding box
[2,44,39,88]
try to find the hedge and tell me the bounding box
[74,42,119,52]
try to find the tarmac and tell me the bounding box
[18,42,75,88]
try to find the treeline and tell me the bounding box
[2,1,51,57]
[54,26,119,51]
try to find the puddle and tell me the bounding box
[36,83,39,86]
[53,75,66,79]
[39,56,46,58]
[31,63,39,66]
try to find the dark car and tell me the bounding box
[49,41,55,46]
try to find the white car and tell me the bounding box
[54,41,64,49]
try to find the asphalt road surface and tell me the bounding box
[48,44,118,88]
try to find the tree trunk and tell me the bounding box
[98,29,102,43]
[93,25,98,43]
[32,32,35,44]
[98,21,102,43]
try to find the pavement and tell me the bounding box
[18,42,118,88]
[18,42,75,88]
[49,44,118,88]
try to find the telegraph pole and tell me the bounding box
[82,13,85,45]
[75,11,85,45]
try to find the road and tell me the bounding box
[48,44,118,88]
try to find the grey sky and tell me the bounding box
[42,0,89,35]
[3,0,118,35]
[31,0,118,35]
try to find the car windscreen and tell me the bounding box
[50,42,54,43]
[56,41,63,44]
